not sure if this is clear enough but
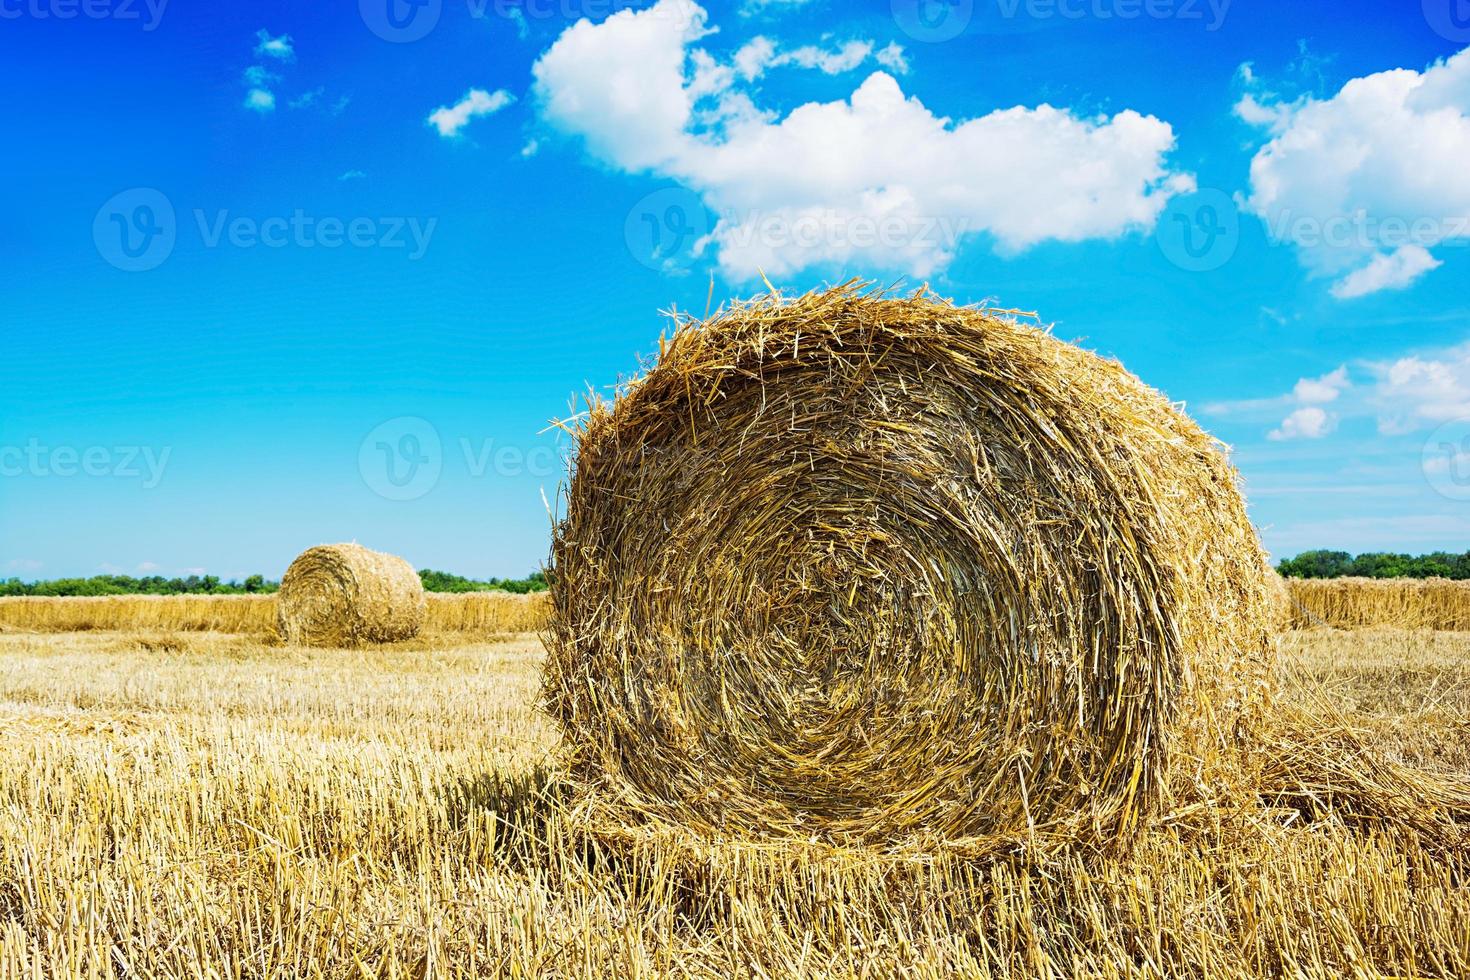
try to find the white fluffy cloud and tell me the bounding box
[1329,244,1443,299]
[427,88,516,138]
[1366,341,1470,434]
[532,0,1191,279]
[732,37,898,80]
[241,31,297,114]
[1269,406,1335,441]
[1292,365,1350,404]
[1260,365,1349,440]
[1424,446,1470,478]
[1238,47,1470,299]
[1215,341,1470,440]
[244,86,275,113]
[254,29,295,61]
[739,0,816,15]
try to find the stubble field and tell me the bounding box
[0,618,1467,978]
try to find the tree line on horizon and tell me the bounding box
[1276,550,1470,580]
[7,553,1470,594]
[0,569,549,597]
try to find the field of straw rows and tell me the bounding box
[0,578,1464,978]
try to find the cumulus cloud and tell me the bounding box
[1213,341,1470,440]
[1423,445,1470,477]
[875,42,909,74]
[1269,406,1335,441]
[1292,365,1350,404]
[254,29,295,61]
[532,0,1191,279]
[244,86,276,113]
[733,37,891,79]
[1329,244,1443,299]
[1252,365,1350,439]
[241,31,296,114]
[427,88,516,138]
[1237,47,1470,299]
[1366,341,1470,434]
[740,0,817,15]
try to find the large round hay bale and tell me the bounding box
[545,283,1274,847]
[1265,568,1295,629]
[277,543,425,646]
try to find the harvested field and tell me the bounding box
[6,578,1464,637]
[0,592,549,637]
[1282,577,1470,631]
[0,626,1466,977]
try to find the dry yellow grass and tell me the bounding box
[6,575,1465,639]
[1283,576,1470,631]
[0,592,549,636]
[1,626,1467,977]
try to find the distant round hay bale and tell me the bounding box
[277,543,425,646]
[545,283,1274,847]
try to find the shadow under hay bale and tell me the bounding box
[277,543,426,647]
[544,282,1277,850]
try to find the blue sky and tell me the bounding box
[2,0,1469,580]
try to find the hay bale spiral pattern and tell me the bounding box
[545,284,1273,845]
[277,543,426,646]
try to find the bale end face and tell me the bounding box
[544,283,1273,848]
[277,543,426,647]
